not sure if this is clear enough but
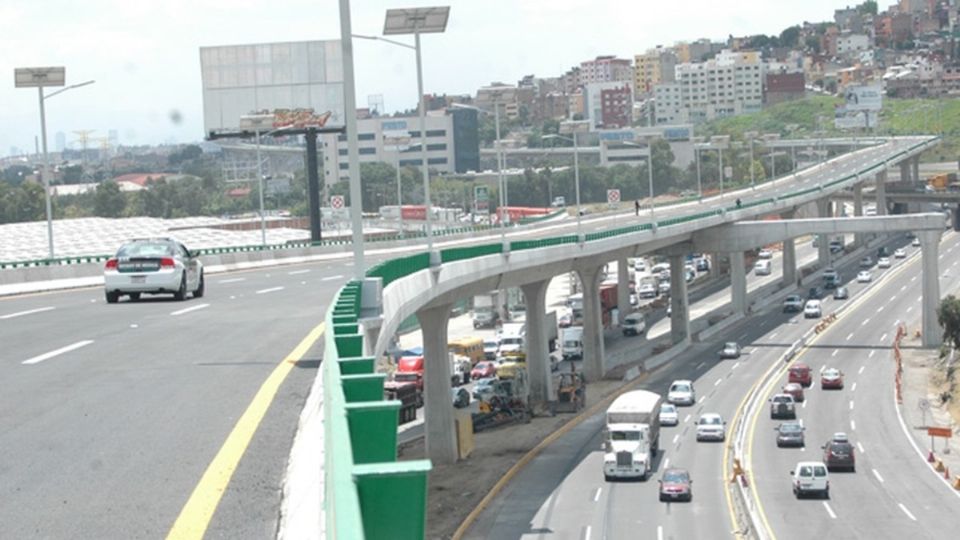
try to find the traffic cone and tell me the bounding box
[945,466,951,480]
[953,475,960,490]
[929,450,936,463]
[935,459,945,473]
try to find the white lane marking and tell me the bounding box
[878,306,884,313]
[846,332,854,341]
[584,525,591,540]
[129,324,138,329]
[673,434,680,445]
[858,442,865,453]
[344,262,354,266]
[898,503,917,521]
[802,400,808,409]
[663,458,670,470]
[683,415,691,424]
[321,275,345,281]
[698,396,706,404]
[894,319,901,326]
[900,285,907,292]
[696,362,706,371]
[288,269,311,275]
[738,333,748,340]
[910,276,917,282]
[861,318,870,326]
[859,365,866,374]
[593,487,602,502]
[770,332,778,339]
[820,364,826,374]
[823,501,838,519]
[255,286,284,294]
[218,278,245,284]
[229,295,236,300]
[0,306,55,319]
[868,350,875,358]
[715,377,723,386]
[657,526,663,540]
[831,349,839,357]
[732,361,741,371]
[852,383,857,392]
[850,400,855,410]
[851,420,857,431]
[301,281,307,285]
[90,299,97,303]
[906,306,913,313]
[890,295,897,302]
[171,303,210,316]
[872,469,885,483]
[880,333,888,342]
[22,340,94,365]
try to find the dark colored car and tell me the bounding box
[833,287,849,300]
[452,387,470,409]
[776,422,806,447]
[807,287,824,300]
[823,434,856,472]
[658,468,692,502]
[789,363,813,387]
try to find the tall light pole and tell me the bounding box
[382,6,450,258]
[543,131,584,241]
[622,140,655,219]
[240,114,276,246]
[384,132,412,238]
[15,67,94,259]
[745,130,758,190]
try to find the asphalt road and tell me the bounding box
[747,230,960,539]
[0,137,926,538]
[464,232,945,540]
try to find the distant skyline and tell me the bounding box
[2,0,865,157]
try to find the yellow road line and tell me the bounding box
[166,321,326,540]
[744,248,922,538]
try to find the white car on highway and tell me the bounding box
[894,248,906,259]
[103,238,204,303]
[695,413,726,442]
[758,249,773,259]
[667,380,696,406]
[637,283,657,299]
[803,300,822,319]
[659,403,679,426]
[857,270,872,283]
[877,257,891,269]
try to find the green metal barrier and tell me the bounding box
[440,243,502,263]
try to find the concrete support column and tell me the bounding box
[912,156,920,186]
[876,169,888,216]
[617,258,631,324]
[782,238,797,288]
[853,183,864,247]
[920,230,942,348]
[416,303,457,465]
[668,253,691,344]
[730,251,747,316]
[577,264,606,382]
[520,280,552,407]
[900,161,911,183]
[816,198,831,267]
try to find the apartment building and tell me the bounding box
[634,46,678,94]
[655,49,764,124]
[579,56,634,85]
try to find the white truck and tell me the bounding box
[473,292,499,329]
[603,390,662,481]
[561,326,584,360]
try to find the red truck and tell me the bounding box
[600,283,617,329]
[395,355,424,391]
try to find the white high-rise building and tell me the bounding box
[655,49,764,124]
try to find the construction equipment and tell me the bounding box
[472,368,530,432]
[554,371,586,413]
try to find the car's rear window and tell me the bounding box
[117,242,175,258]
[814,466,827,477]
[663,471,688,483]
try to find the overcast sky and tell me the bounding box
[1,0,859,157]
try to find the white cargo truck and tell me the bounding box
[603,390,662,480]
[561,326,584,360]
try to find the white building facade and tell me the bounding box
[655,49,764,124]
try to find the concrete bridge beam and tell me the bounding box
[416,303,458,465]
[577,264,606,382]
[669,253,691,344]
[920,230,943,348]
[730,251,747,316]
[617,258,631,325]
[521,279,553,408]
[817,199,831,268]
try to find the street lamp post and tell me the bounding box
[15,67,94,259]
[718,147,724,198]
[240,114,276,246]
[622,140,655,218]
[384,133,411,238]
[542,132,584,241]
[382,6,450,259]
[695,143,703,200]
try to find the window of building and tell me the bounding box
[427,157,447,165]
[338,149,347,156]
[426,129,447,137]
[359,147,376,155]
[339,163,349,169]
[358,133,376,141]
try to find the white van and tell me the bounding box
[754,260,772,276]
[790,461,829,498]
[561,326,584,359]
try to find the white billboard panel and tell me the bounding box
[843,84,882,112]
[14,67,65,88]
[200,40,345,134]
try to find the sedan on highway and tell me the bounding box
[878,256,891,269]
[857,270,873,283]
[833,286,849,300]
[783,295,804,313]
[695,413,726,442]
[471,361,497,380]
[667,380,696,406]
[472,378,496,401]
[770,394,797,419]
[658,468,692,502]
[823,433,856,472]
[804,299,822,319]
[775,422,806,448]
[719,341,741,359]
[783,382,805,403]
[821,368,845,389]
[758,248,773,259]
[637,283,658,299]
[104,238,204,303]
[860,256,874,267]
[894,248,907,258]
[789,363,813,387]
[659,403,679,426]
[912,237,921,247]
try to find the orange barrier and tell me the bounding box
[893,324,906,404]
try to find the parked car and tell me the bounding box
[894,248,907,259]
[823,433,856,472]
[821,368,845,389]
[452,387,471,408]
[804,299,822,319]
[776,422,806,448]
[696,258,711,272]
[103,238,204,303]
[878,257,891,269]
[783,295,804,313]
[789,363,813,387]
[857,270,872,283]
[637,283,658,299]
[658,280,672,295]
[833,286,849,300]
[471,361,497,380]
[719,341,741,359]
[783,382,805,403]
[472,377,497,401]
[770,394,797,419]
[667,380,696,406]
[483,339,499,360]
[658,468,693,502]
[695,413,726,442]
[790,461,830,499]
[659,403,679,426]
[634,258,647,272]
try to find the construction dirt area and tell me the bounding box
[399,362,647,540]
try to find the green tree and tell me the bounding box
[857,0,877,15]
[937,295,960,349]
[779,26,800,48]
[93,181,127,217]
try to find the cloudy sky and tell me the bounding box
[1,0,857,157]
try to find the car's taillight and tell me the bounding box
[160,257,176,268]
[105,259,118,270]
